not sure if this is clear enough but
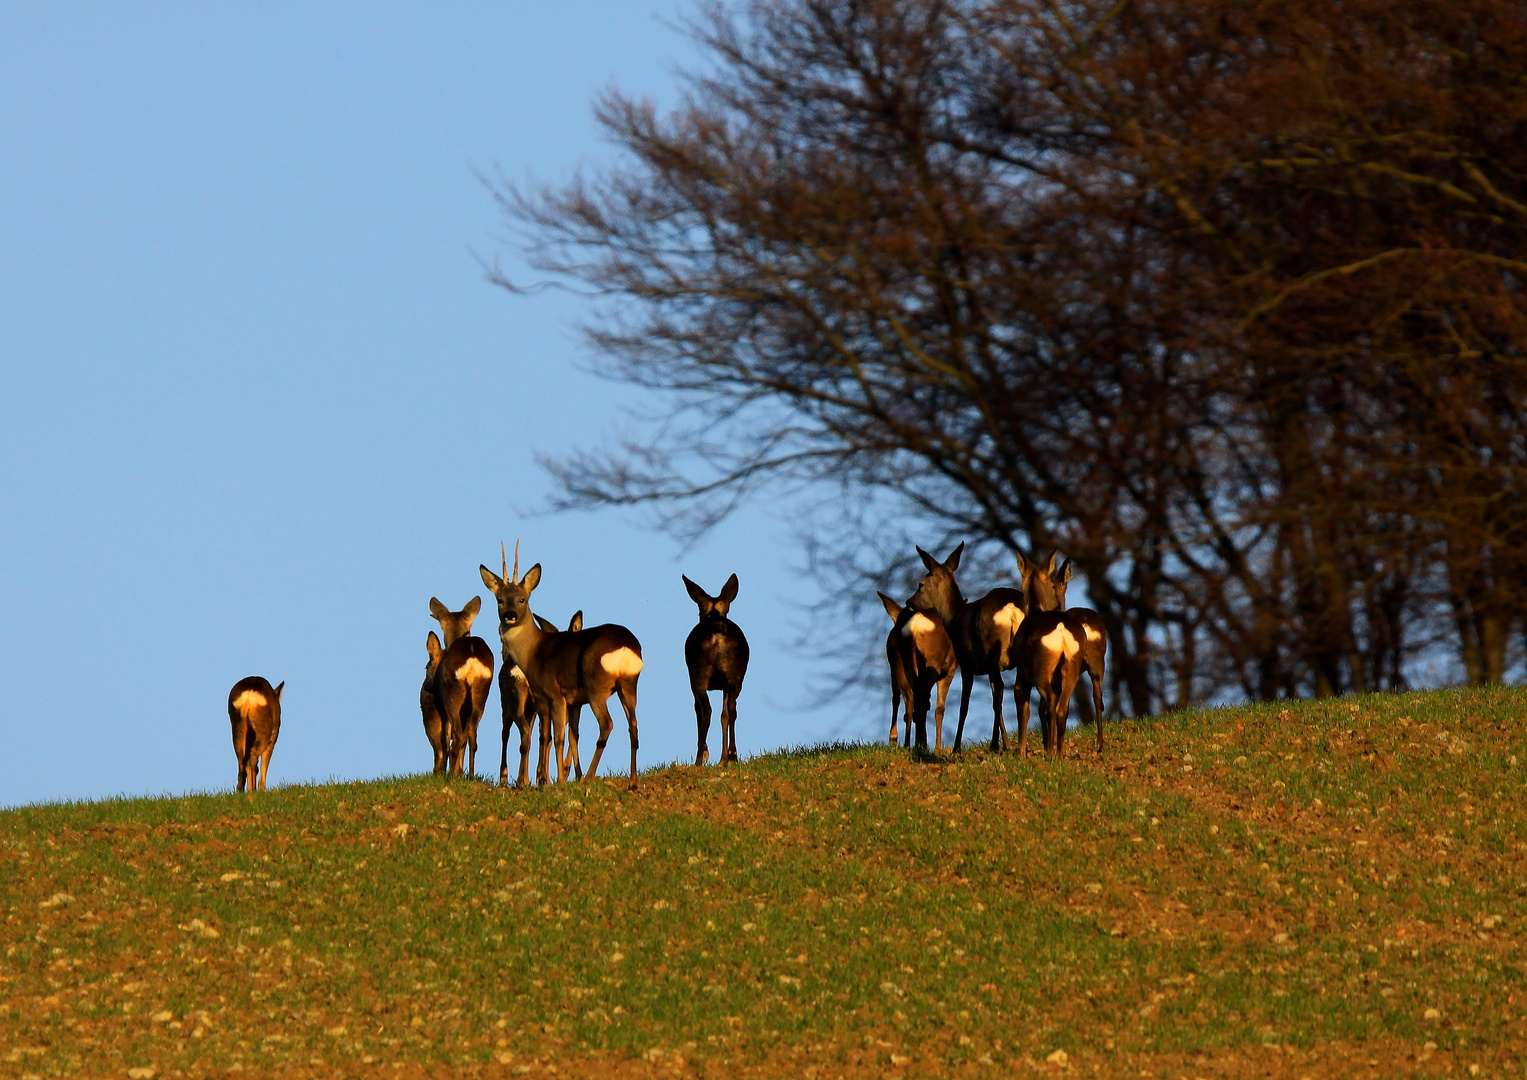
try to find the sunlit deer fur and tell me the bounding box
[905,543,1032,753]
[683,574,749,766]
[878,592,956,752]
[227,675,283,794]
[1012,551,1108,757]
[422,632,446,774]
[480,544,643,788]
[428,596,495,777]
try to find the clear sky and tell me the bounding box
[0,3,865,807]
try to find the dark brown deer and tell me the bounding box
[531,610,589,781]
[904,543,1031,753]
[877,592,956,751]
[422,633,446,774]
[683,574,749,766]
[227,676,283,794]
[479,546,643,787]
[428,596,495,777]
[1012,553,1108,757]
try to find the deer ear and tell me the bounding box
[944,542,965,571]
[1045,550,1058,573]
[1015,549,1033,576]
[569,610,583,632]
[427,632,442,661]
[683,574,710,605]
[1058,558,1073,584]
[274,681,285,702]
[916,546,939,572]
[464,596,482,619]
[719,573,739,603]
[479,564,503,592]
[429,597,448,621]
[532,613,557,632]
[877,591,902,621]
[521,563,542,593]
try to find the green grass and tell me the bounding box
[3,686,1526,1077]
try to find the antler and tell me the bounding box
[501,541,508,583]
[513,539,520,584]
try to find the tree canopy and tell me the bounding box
[497,0,1527,713]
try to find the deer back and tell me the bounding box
[229,675,283,736]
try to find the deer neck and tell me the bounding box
[499,615,549,672]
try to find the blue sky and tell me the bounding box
[0,3,863,807]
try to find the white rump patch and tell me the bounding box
[508,665,529,687]
[992,603,1024,637]
[903,613,938,637]
[455,658,493,683]
[231,690,267,714]
[1083,624,1104,642]
[1040,625,1081,660]
[600,646,644,678]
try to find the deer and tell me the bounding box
[421,633,446,774]
[877,591,956,751]
[1012,552,1108,758]
[904,543,1033,753]
[428,596,495,777]
[227,675,283,794]
[479,544,644,788]
[683,574,749,766]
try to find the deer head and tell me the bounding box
[1018,549,1072,613]
[906,542,965,624]
[428,596,481,647]
[480,540,541,629]
[683,574,739,621]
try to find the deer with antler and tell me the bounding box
[480,544,644,787]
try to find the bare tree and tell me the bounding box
[494,0,1527,715]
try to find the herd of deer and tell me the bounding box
[223,541,1105,795]
[878,543,1107,759]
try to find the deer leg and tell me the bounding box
[933,671,953,753]
[580,693,615,782]
[546,699,570,783]
[516,707,534,788]
[952,671,975,753]
[1089,665,1105,754]
[500,709,512,787]
[988,674,1008,753]
[722,690,739,764]
[566,705,584,780]
[1015,679,1032,757]
[888,682,901,746]
[233,716,250,793]
[617,677,640,790]
[258,741,274,792]
[694,687,712,766]
[913,678,931,751]
[540,702,558,788]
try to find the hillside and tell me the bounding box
[2,687,1524,1078]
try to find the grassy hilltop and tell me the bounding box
[3,687,1526,1079]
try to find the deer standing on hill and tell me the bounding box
[878,592,956,751]
[905,543,1033,753]
[1012,553,1108,757]
[480,544,644,788]
[532,609,588,780]
[421,633,446,774]
[683,574,749,766]
[228,675,283,794]
[428,596,495,777]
